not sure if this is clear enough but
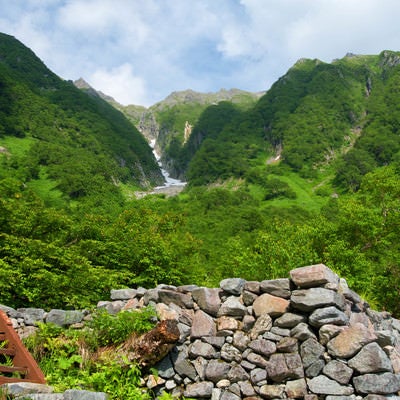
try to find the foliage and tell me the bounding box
[84,307,157,349]
[0,32,162,209]
[1,35,400,320]
[24,308,158,399]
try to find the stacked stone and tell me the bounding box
[2,264,400,400]
[0,306,87,339]
[134,264,400,399]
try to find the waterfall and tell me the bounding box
[150,140,186,189]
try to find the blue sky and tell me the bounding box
[1,0,400,106]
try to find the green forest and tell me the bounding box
[1,33,400,321]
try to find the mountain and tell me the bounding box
[0,33,163,209]
[179,51,400,189]
[99,88,263,179]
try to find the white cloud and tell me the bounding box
[1,0,400,105]
[89,63,148,106]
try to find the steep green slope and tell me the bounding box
[184,52,400,191]
[0,33,163,209]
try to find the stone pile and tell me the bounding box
[2,264,400,399]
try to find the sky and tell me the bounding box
[1,0,400,107]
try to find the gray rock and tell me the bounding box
[290,264,339,288]
[232,331,250,351]
[327,323,378,358]
[110,288,136,300]
[211,388,223,400]
[173,347,197,380]
[250,367,267,385]
[376,330,395,347]
[228,364,249,382]
[285,378,308,398]
[338,278,362,304]
[244,281,260,294]
[252,293,289,317]
[18,308,45,326]
[323,360,353,384]
[192,287,221,317]
[242,315,256,332]
[305,359,325,377]
[46,309,84,327]
[165,379,177,390]
[291,288,345,312]
[274,312,307,328]
[221,343,242,363]
[291,322,317,341]
[158,289,194,308]
[220,278,246,295]
[177,322,191,343]
[242,290,258,306]
[142,288,160,304]
[189,339,216,359]
[276,336,298,353]
[220,390,241,400]
[348,342,393,373]
[21,395,64,399]
[241,359,256,371]
[64,390,108,399]
[260,278,291,299]
[96,300,124,314]
[248,338,276,357]
[192,356,208,380]
[202,335,226,349]
[184,381,214,398]
[238,380,256,397]
[300,338,325,368]
[218,296,247,317]
[191,309,216,339]
[0,304,19,318]
[263,331,285,342]
[385,345,400,374]
[392,318,400,332]
[1,383,53,396]
[155,354,175,379]
[267,353,304,382]
[249,313,272,339]
[307,375,354,395]
[353,372,400,394]
[246,351,269,368]
[205,359,231,383]
[270,326,290,337]
[259,384,285,399]
[319,324,346,345]
[309,306,349,327]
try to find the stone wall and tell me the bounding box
[2,264,400,399]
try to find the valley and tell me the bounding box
[0,32,399,322]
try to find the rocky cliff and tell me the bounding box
[3,264,400,399]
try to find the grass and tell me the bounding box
[253,170,334,213]
[0,136,36,157]
[27,167,65,208]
